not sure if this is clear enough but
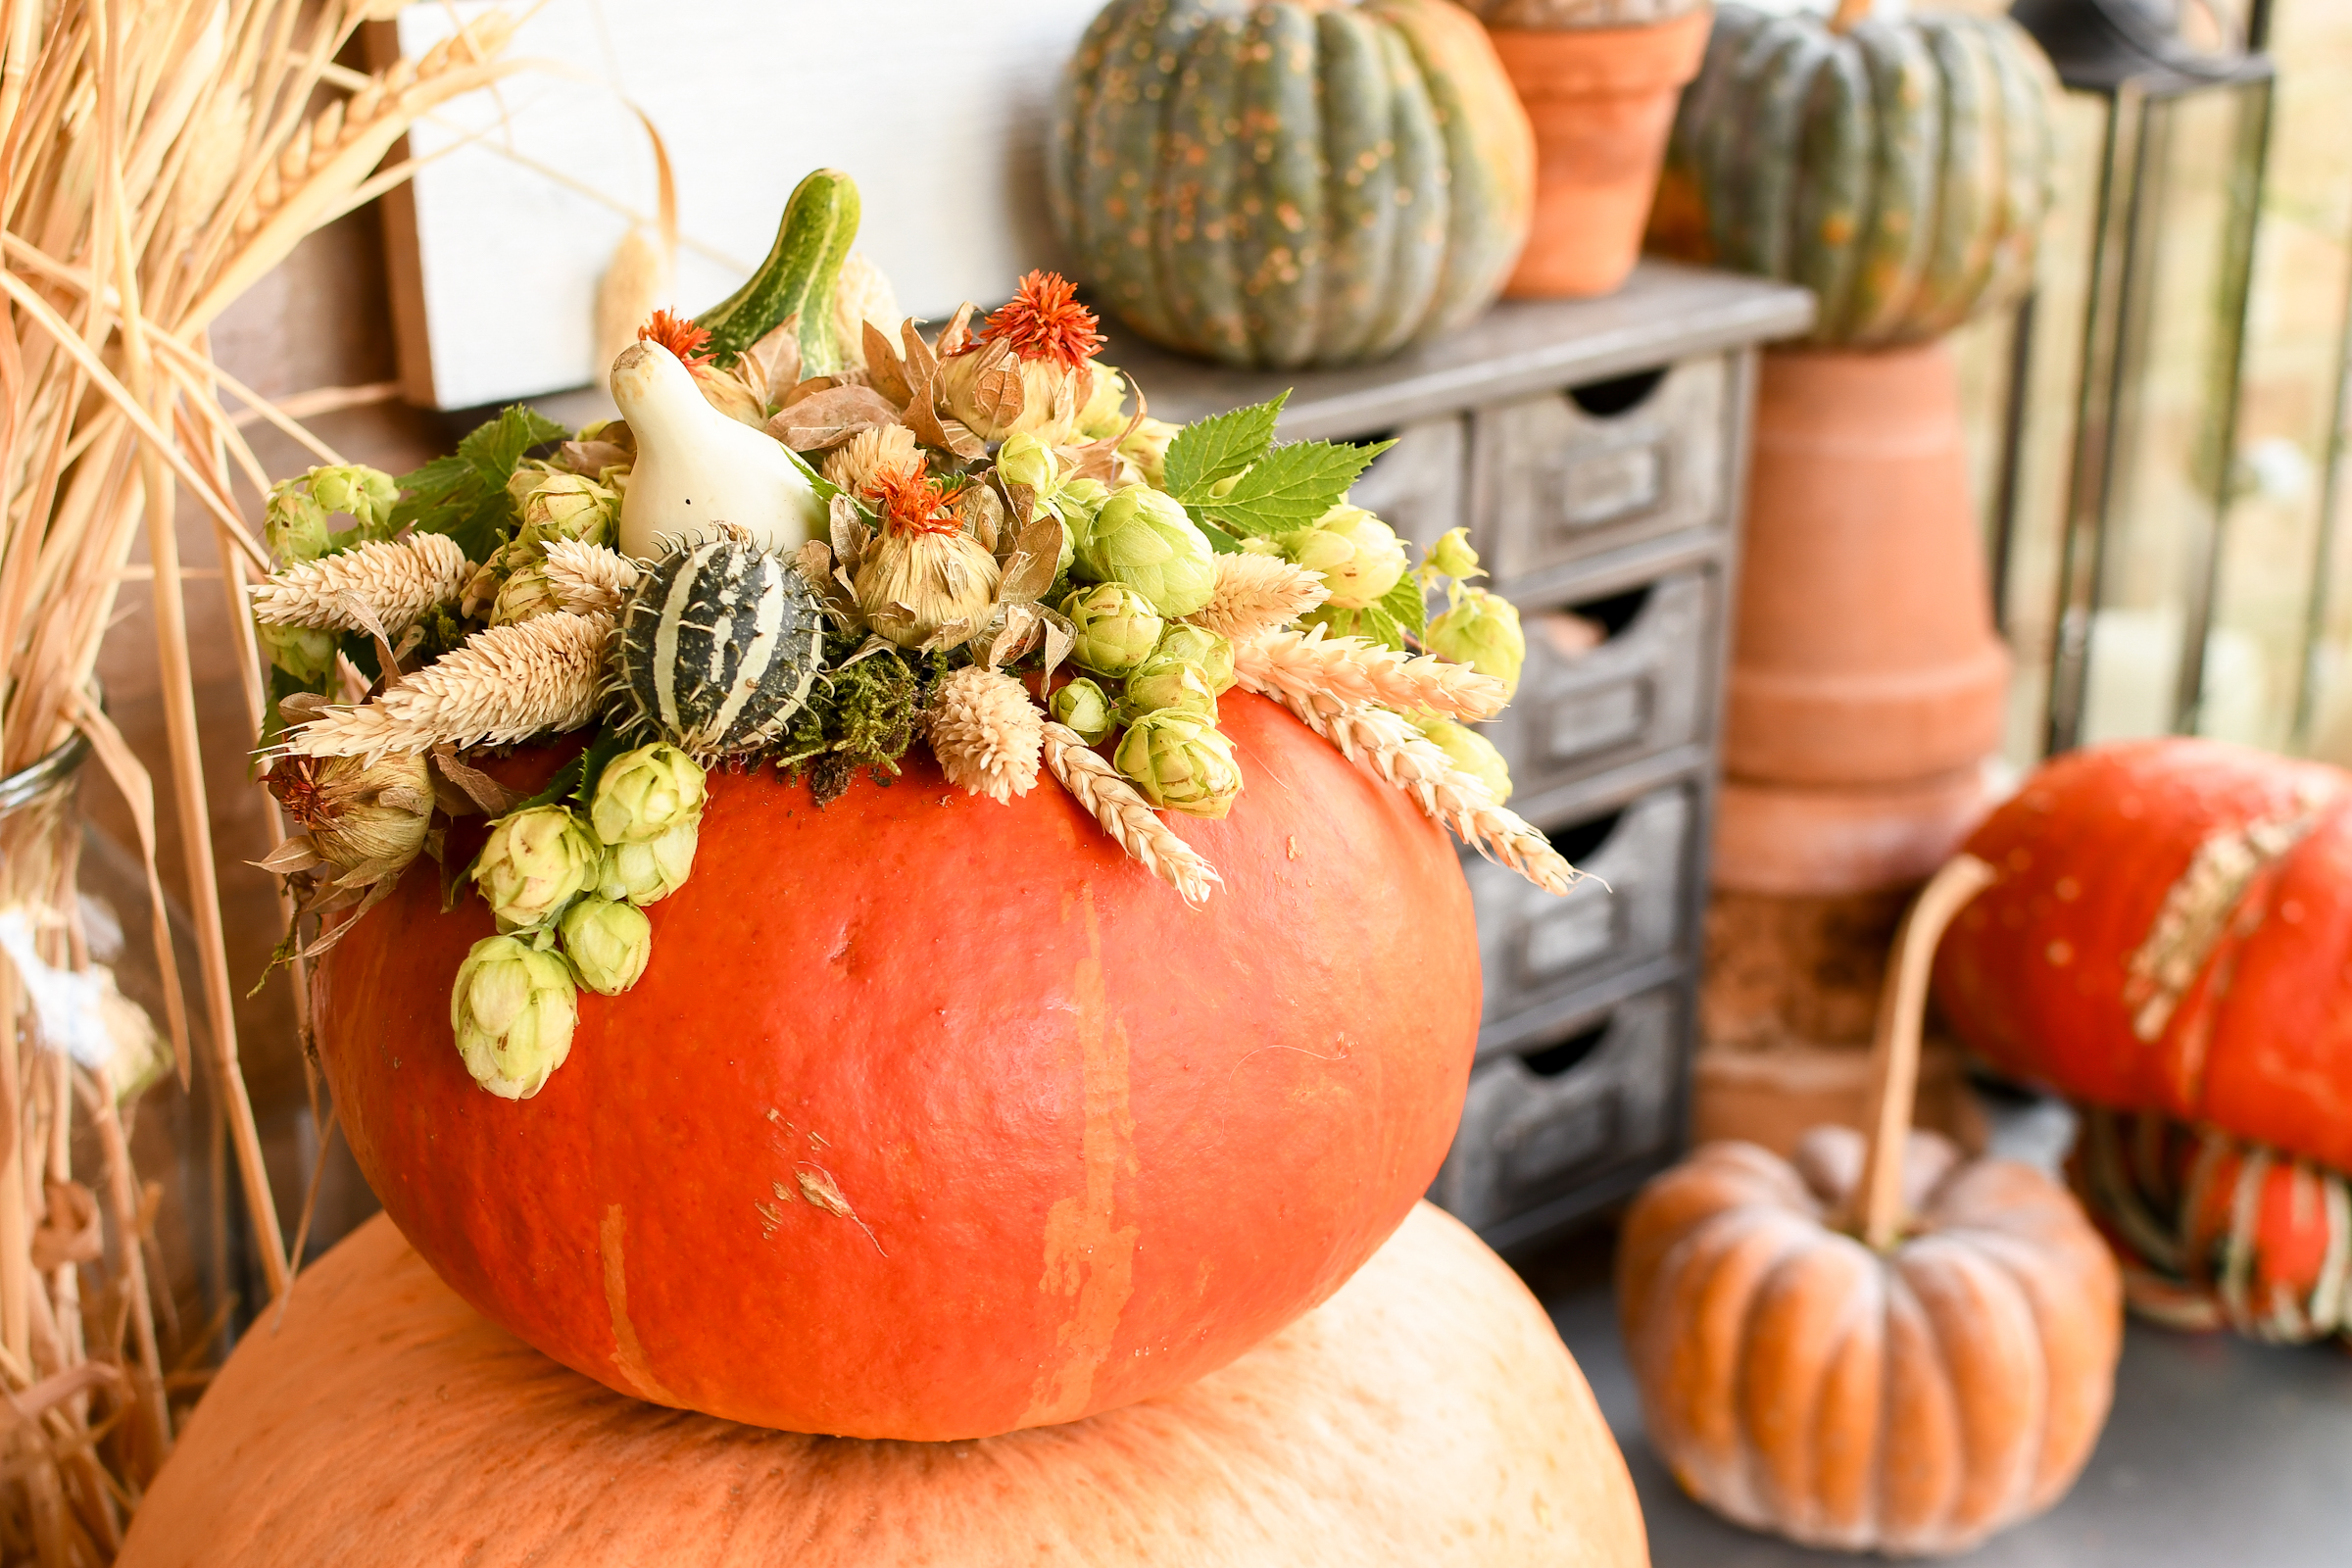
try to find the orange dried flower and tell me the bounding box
[968,270,1104,370]
[638,309,714,368]
[861,461,962,537]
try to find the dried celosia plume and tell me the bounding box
[928,665,1044,803]
[542,538,643,616]
[249,533,471,635]
[1185,554,1331,642]
[287,612,614,760]
[1235,626,1507,724]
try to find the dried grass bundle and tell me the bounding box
[0,3,521,1553]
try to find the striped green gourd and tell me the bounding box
[1050,0,1534,369]
[613,537,825,760]
[695,169,860,373]
[1646,3,2060,347]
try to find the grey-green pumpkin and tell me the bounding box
[1646,4,2061,346]
[1050,0,1535,369]
[613,537,825,760]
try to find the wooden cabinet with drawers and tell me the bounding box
[1108,262,1813,1252]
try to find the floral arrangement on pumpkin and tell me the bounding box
[246,186,1567,1102]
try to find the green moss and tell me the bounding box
[774,638,931,805]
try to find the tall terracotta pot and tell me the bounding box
[1713,340,2009,895]
[1489,7,1712,299]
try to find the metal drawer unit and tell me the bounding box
[1108,263,1813,1253]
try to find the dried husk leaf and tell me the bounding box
[864,320,913,407]
[767,385,906,452]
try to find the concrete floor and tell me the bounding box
[1527,1207,2352,1567]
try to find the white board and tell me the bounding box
[388,0,1106,410]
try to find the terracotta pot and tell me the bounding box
[1724,342,2010,788]
[1490,9,1712,299]
[1690,1039,1986,1158]
[1712,766,1997,897]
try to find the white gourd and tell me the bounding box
[610,342,825,559]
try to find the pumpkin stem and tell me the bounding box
[1850,853,1996,1251]
[1829,0,1872,33]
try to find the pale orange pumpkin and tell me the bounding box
[121,1202,1647,1568]
[1618,858,2123,1556]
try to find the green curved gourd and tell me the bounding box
[695,168,860,373]
[1049,0,1532,370]
[1648,4,2060,348]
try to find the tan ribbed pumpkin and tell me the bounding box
[1617,858,2122,1556]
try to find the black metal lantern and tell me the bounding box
[1992,0,2277,753]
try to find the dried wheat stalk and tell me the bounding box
[1235,625,1507,722]
[1184,552,1330,642]
[287,612,615,760]
[1041,722,1222,906]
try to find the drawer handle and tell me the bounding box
[1552,440,1666,531]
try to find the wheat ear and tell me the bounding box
[1236,625,1506,722]
[542,538,642,616]
[284,612,613,761]
[1041,722,1223,906]
[1184,553,1330,642]
[249,533,468,634]
[1248,684,1577,896]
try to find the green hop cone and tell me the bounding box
[1049,677,1115,746]
[1426,526,1484,583]
[451,934,577,1101]
[1074,487,1215,618]
[489,563,561,626]
[589,743,708,845]
[1114,710,1242,819]
[1076,364,1130,440]
[1050,476,1109,574]
[595,819,698,906]
[305,466,399,536]
[1424,587,1526,699]
[1150,623,1235,693]
[1121,660,1218,723]
[1060,582,1164,677]
[995,431,1062,500]
[1416,715,1513,804]
[1120,416,1179,490]
[262,487,330,565]
[257,619,338,687]
[1278,505,1407,611]
[559,896,654,996]
[472,806,600,929]
[516,470,620,548]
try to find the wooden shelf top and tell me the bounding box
[1105,261,1816,439]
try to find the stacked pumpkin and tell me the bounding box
[118,173,1643,1564]
[1934,738,2352,1346]
[1656,0,2066,1153]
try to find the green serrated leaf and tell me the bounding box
[1197,519,1247,555]
[568,726,635,809]
[1377,569,1427,644]
[1200,437,1395,538]
[456,406,568,482]
[1166,393,1287,503]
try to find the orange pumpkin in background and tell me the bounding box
[1933,738,2352,1173]
[120,1203,1649,1568]
[1620,858,2123,1556]
[313,692,1484,1442]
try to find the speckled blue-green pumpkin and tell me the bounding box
[1648,5,2060,347]
[1050,0,1533,369]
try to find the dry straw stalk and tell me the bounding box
[0,4,522,1555]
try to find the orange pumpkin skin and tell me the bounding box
[1934,738,2352,1171]
[313,694,1482,1440]
[1618,1129,2121,1556]
[119,1204,1648,1568]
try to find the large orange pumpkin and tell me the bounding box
[1933,738,2352,1173]
[1619,858,2122,1555]
[120,1203,1648,1568]
[313,692,1483,1440]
